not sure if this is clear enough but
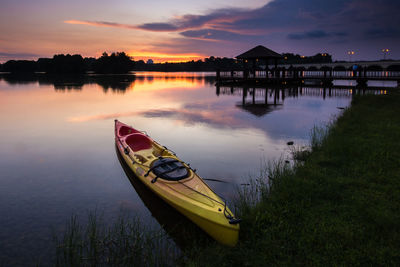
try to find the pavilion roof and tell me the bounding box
[236,45,282,59]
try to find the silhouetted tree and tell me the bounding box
[1,51,335,74]
[37,58,53,72]
[132,56,242,71]
[134,60,146,70]
[84,57,96,72]
[3,60,37,72]
[280,53,332,64]
[49,54,85,73]
[93,52,134,74]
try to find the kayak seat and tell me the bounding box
[119,126,140,137]
[151,157,189,181]
[125,133,152,152]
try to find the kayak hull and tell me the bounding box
[115,120,239,246]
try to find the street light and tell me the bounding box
[382,48,390,60]
[347,51,355,62]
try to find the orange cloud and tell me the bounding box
[64,20,140,30]
[64,16,259,36]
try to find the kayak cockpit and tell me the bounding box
[125,133,152,152]
[116,120,191,180]
[118,125,140,137]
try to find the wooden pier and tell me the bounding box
[216,69,400,87]
[216,45,400,87]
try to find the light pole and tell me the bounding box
[347,51,355,62]
[382,48,389,60]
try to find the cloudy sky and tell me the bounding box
[1,0,399,62]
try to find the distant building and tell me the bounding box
[146,59,154,64]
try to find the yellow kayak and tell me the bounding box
[114,120,240,246]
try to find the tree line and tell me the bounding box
[0,52,134,74]
[0,52,333,73]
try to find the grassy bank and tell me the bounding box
[54,212,180,266]
[187,91,400,266]
[55,91,400,266]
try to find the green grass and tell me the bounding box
[186,91,400,266]
[54,211,179,266]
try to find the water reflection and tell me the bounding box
[217,85,382,117]
[0,72,215,93]
[92,75,136,93]
[217,85,380,99]
[0,73,136,92]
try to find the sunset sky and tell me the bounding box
[1,0,399,63]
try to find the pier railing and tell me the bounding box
[219,70,400,80]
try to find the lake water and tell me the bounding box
[0,72,380,265]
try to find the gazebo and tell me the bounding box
[236,45,282,79]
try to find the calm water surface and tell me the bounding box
[0,72,374,265]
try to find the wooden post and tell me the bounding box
[216,69,220,80]
[242,58,246,80]
[252,59,256,78]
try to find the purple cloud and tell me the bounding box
[67,0,400,41]
[288,30,347,40]
[137,23,180,32]
[65,0,400,59]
